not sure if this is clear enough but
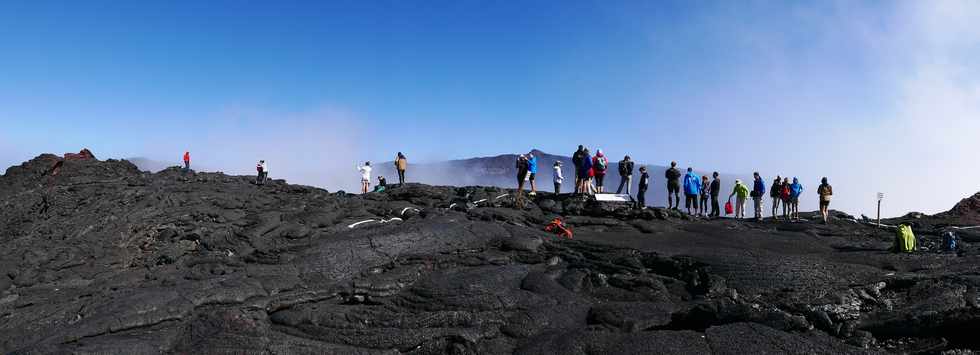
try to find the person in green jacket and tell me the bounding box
[728,179,749,219]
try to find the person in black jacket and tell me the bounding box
[637,166,649,209]
[665,161,682,210]
[709,172,721,217]
[616,155,634,195]
[572,145,585,194]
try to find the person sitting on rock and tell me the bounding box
[358,162,372,194]
[729,179,749,219]
[637,166,649,209]
[374,176,387,192]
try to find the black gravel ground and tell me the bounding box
[2,154,979,354]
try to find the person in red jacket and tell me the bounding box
[183,151,190,172]
[592,149,609,193]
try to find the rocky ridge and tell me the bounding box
[2,153,980,354]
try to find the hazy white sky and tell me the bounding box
[1,1,979,218]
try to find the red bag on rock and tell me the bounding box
[725,201,734,215]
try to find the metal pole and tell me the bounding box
[877,199,881,234]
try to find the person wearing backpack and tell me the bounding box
[699,175,710,217]
[751,172,766,221]
[817,177,833,224]
[683,167,702,216]
[789,177,804,221]
[665,162,682,210]
[780,177,792,220]
[710,172,721,218]
[637,166,650,209]
[592,150,609,193]
[553,161,564,194]
[770,176,783,220]
[572,145,585,194]
[616,155,634,195]
[395,152,408,187]
[527,152,539,196]
[579,149,593,195]
[728,179,749,219]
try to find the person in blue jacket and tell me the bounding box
[683,167,702,216]
[527,152,538,196]
[789,177,804,221]
[751,172,766,221]
[578,149,594,195]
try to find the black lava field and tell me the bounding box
[4,153,980,354]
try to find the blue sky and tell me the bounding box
[1,1,979,217]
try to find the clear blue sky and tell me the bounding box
[2,1,979,217]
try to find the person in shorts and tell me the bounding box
[818,177,833,224]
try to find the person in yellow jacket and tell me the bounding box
[728,179,750,219]
[394,152,408,187]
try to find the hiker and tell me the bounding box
[358,161,372,194]
[729,179,749,219]
[527,152,538,196]
[395,152,407,186]
[515,154,531,206]
[183,151,190,172]
[683,167,701,216]
[593,149,608,193]
[751,172,766,221]
[553,161,563,194]
[579,149,593,195]
[770,176,783,220]
[699,175,710,217]
[780,177,791,220]
[256,160,268,185]
[637,166,649,209]
[373,176,387,192]
[572,145,585,194]
[818,177,833,224]
[665,161,682,210]
[616,155,634,195]
[789,177,804,221]
[710,172,721,217]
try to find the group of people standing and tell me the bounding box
[356,152,409,193]
[514,147,837,223]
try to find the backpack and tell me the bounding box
[596,157,607,171]
[942,232,958,252]
[894,225,916,253]
[725,201,733,215]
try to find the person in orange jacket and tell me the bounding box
[183,151,190,172]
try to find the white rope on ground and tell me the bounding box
[473,198,488,205]
[348,220,377,229]
[449,203,457,209]
[400,207,420,216]
[494,194,509,200]
[348,217,404,229]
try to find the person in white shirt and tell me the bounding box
[358,162,372,193]
[256,160,268,185]
[553,161,563,194]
